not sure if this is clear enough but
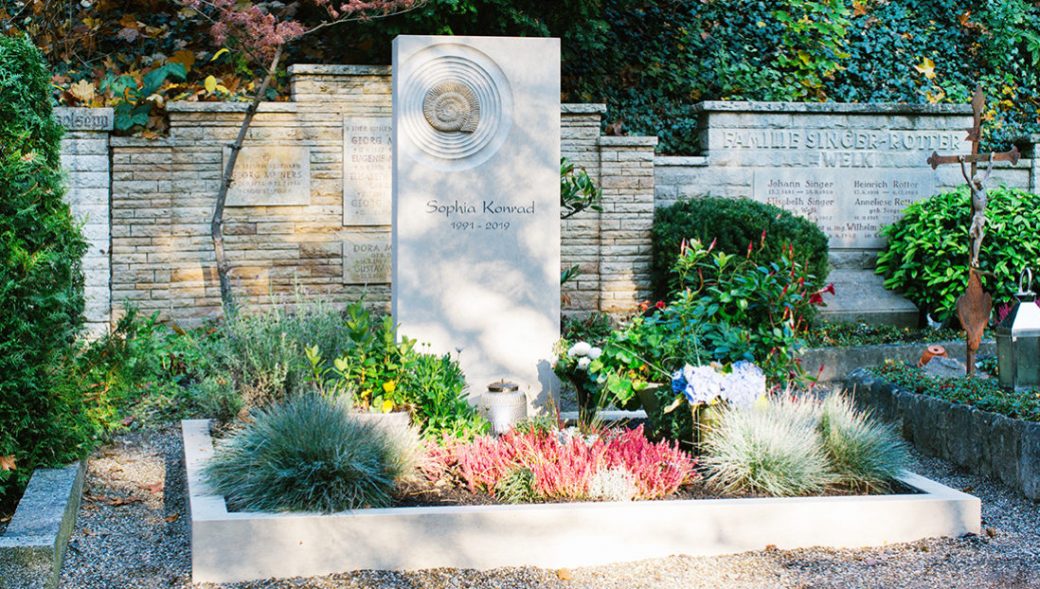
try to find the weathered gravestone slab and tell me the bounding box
[225,144,311,207]
[342,232,391,284]
[753,169,935,249]
[343,117,392,225]
[392,35,561,408]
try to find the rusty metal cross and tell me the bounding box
[925,87,1020,376]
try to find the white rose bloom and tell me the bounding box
[588,347,603,359]
[568,341,592,357]
[577,357,592,370]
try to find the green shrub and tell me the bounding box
[651,197,829,299]
[876,186,1040,323]
[0,35,89,506]
[818,394,908,492]
[57,307,202,433]
[204,395,420,513]
[590,238,824,414]
[701,395,833,497]
[191,299,356,413]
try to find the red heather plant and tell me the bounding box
[180,0,422,313]
[431,426,696,502]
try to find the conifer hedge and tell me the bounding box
[0,35,91,506]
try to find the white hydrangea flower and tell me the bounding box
[577,357,592,371]
[567,341,592,357]
[588,347,603,359]
[721,360,766,409]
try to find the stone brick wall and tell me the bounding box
[55,107,113,337]
[61,76,1040,331]
[101,66,656,325]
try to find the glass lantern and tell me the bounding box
[996,268,1040,391]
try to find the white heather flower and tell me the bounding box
[568,341,592,357]
[588,347,603,360]
[577,357,592,371]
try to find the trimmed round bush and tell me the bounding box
[0,35,88,505]
[204,395,420,513]
[701,395,832,497]
[651,197,829,298]
[876,186,1040,323]
[819,394,908,493]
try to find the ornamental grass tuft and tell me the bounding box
[204,394,420,513]
[819,393,909,493]
[701,394,833,497]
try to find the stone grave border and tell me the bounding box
[801,340,996,383]
[184,419,979,584]
[848,368,1040,501]
[0,462,85,589]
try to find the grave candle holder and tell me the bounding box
[481,381,527,435]
[996,268,1040,391]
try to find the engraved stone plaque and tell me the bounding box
[342,232,391,284]
[225,145,310,207]
[343,117,392,225]
[752,168,936,249]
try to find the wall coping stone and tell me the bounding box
[693,101,973,115]
[599,136,658,147]
[53,107,114,131]
[167,102,299,113]
[655,155,708,167]
[288,64,391,76]
[562,103,607,114]
[109,136,177,148]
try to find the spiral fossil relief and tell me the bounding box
[423,81,481,133]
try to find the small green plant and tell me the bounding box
[874,362,1040,422]
[306,302,418,413]
[805,321,965,348]
[204,394,420,513]
[652,197,829,299]
[877,186,1040,324]
[398,350,489,441]
[494,467,536,504]
[192,298,356,413]
[701,394,833,497]
[101,62,187,132]
[560,157,603,219]
[818,394,909,492]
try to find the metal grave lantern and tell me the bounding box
[996,268,1040,391]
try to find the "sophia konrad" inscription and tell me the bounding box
[426,200,537,217]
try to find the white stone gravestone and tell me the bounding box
[392,35,561,409]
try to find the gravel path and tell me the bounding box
[60,428,1040,589]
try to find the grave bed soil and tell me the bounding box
[184,419,980,584]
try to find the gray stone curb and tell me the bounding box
[802,340,996,384]
[0,462,86,589]
[847,369,1040,502]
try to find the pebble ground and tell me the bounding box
[60,427,1040,589]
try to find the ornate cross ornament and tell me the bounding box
[926,87,1020,375]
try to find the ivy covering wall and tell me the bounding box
[3,0,1038,151]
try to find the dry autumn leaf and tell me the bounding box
[0,455,15,471]
[164,513,180,523]
[143,482,164,495]
[204,75,218,94]
[914,57,937,80]
[556,568,573,581]
[69,79,96,104]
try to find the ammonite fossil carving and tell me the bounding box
[422,81,481,133]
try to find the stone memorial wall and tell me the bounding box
[57,75,1040,332]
